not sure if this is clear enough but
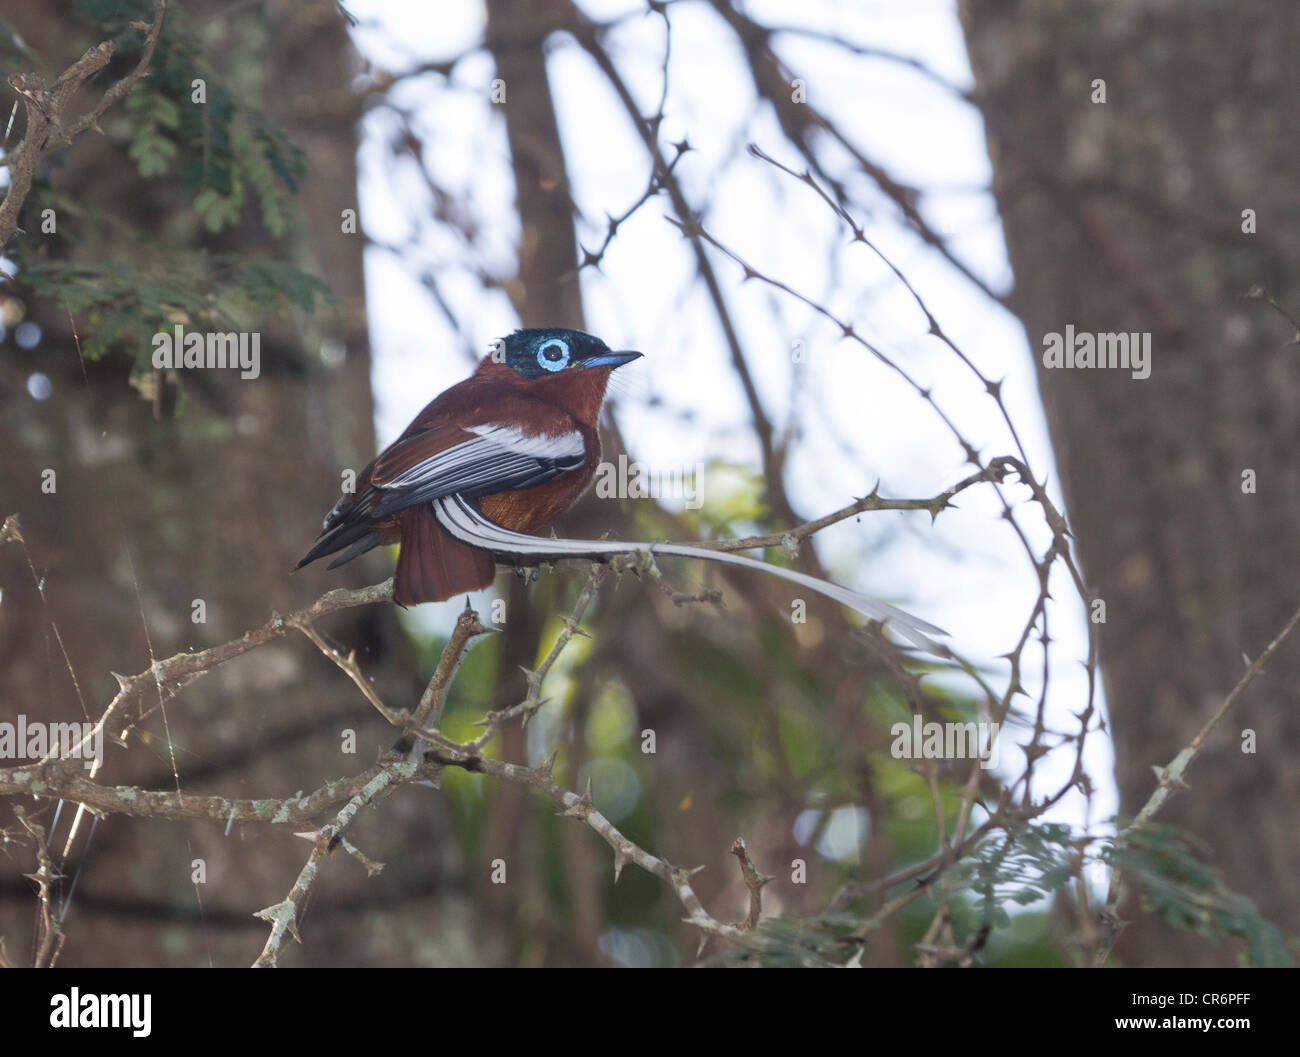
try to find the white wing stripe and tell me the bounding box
[378,426,584,490]
[464,423,585,458]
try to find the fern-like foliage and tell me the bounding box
[0,1,329,380]
[1104,823,1293,968]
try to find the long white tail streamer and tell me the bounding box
[432,495,947,654]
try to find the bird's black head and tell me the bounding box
[496,328,642,379]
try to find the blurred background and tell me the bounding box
[0,0,1295,967]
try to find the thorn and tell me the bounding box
[540,749,559,776]
[560,777,594,818]
[613,846,631,882]
[1149,764,1189,793]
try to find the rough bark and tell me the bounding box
[0,0,455,966]
[961,0,1300,964]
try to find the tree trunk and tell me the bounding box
[0,0,453,966]
[961,0,1300,965]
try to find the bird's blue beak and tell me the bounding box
[581,350,642,369]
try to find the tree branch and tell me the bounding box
[0,1,167,251]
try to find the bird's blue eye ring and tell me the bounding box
[536,338,570,372]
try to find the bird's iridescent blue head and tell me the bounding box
[495,328,642,379]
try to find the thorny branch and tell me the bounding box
[2,469,993,964]
[8,334,1268,966]
[1,0,1279,972]
[252,759,415,968]
[5,122,1261,963]
[1091,599,1300,966]
[730,838,770,931]
[13,807,65,968]
[0,1,168,252]
[3,374,1277,967]
[520,6,1120,965]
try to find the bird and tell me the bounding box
[297,327,947,652]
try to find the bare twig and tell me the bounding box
[252,759,415,967]
[468,565,604,746]
[294,620,406,727]
[0,2,167,250]
[730,838,770,930]
[14,807,66,968]
[1093,599,1300,965]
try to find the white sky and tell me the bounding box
[344,0,1115,857]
